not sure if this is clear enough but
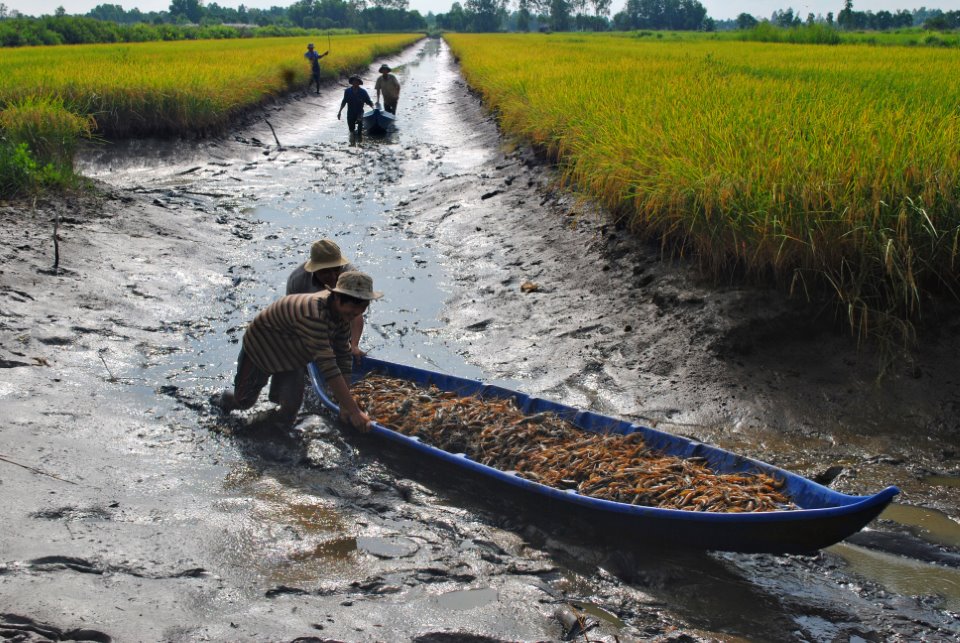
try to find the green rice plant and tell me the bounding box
[0,95,95,170]
[446,33,960,344]
[739,23,842,45]
[0,34,422,138]
[0,95,95,197]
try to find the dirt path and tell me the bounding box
[1,38,958,642]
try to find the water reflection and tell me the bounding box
[829,543,960,612]
[433,587,498,610]
[881,502,960,549]
[216,461,360,586]
[926,474,960,489]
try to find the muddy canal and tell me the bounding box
[2,38,959,642]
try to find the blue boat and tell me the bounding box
[362,105,396,135]
[308,357,899,553]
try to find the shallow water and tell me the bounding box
[69,38,960,641]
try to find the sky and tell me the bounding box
[3,0,958,21]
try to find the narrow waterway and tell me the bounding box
[60,37,960,641]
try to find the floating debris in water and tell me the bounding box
[352,374,796,513]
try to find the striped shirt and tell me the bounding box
[242,291,352,381]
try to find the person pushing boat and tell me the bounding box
[374,64,401,115]
[214,271,383,429]
[337,75,373,139]
[304,42,329,95]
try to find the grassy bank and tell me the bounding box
[445,32,960,343]
[0,34,421,197]
[0,33,421,138]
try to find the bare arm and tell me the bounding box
[350,315,365,357]
[327,374,370,432]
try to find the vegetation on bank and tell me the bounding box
[0,8,426,47]
[727,23,960,47]
[445,32,960,342]
[0,33,421,198]
[0,14,358,47]
[0,96,95,196]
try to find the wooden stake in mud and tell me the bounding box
[53,210,60,274]
[0,453,78,485]
[264,118,282,148]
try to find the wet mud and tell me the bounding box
[1,38,959,641]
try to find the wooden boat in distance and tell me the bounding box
[308,357,899,553]
[362,104,396,135]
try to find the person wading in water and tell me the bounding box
[337,75,373,142]
[374,64,401,115]
[214,271,384,429]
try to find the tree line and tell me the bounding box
[0,0,428,46]
[734,2,959,32]
[0,0,958,47]
[437,0,960,33]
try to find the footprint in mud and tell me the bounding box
[0,613,111,643]
[31,505,116,521]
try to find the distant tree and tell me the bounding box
[736,12,757,29]
[570,0,587,23]
[874,9,893,30]
[437,0,468,30]
[169,0,203,24]
[87,4,128,22]
[0,4,7,19]
[548,0,570,30]
[517,0,531,31]
[465,0,503,31]
[590,0,610,18]
[614,0,706,30]
[372,0,409,9]
[837,0,854,30]
[924,14,951,31]
[54,6,66,17]
[825,11,833,25]
[772,8,799,28]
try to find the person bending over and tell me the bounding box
[215,271,383,428]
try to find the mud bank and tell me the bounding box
[2,38,959,642]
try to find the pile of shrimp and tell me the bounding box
[352,374,796,512]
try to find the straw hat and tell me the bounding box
[331,271,383,300]
[379,64,391,73]
[304,239,350,273]
[348,75,363,85]
[307,43,314,48]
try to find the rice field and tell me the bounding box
[0,34,422,137]
[445,33,960,341]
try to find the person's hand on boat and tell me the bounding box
[340,406,372,433]
[350,344,367,358]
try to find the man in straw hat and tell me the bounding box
[286,238,365,357]
[214,271,384,430]
[374,64,401,115]
[304,42,329,94]
[337,75,373,138]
